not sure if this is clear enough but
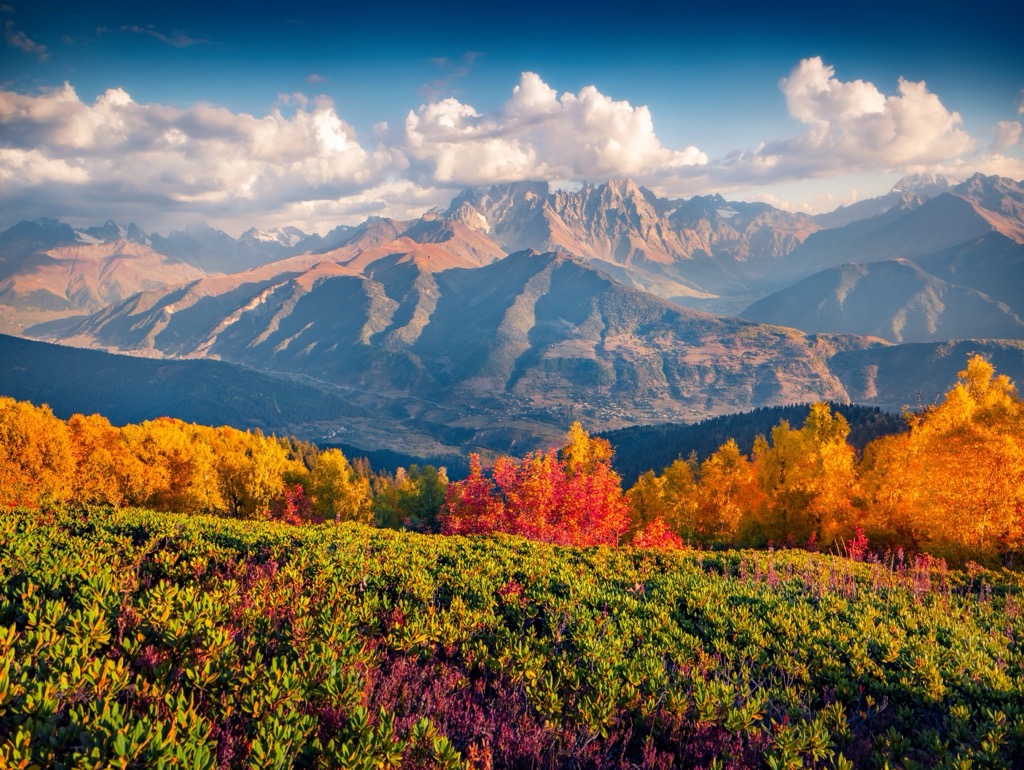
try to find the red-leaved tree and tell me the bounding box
[441,424,629,547]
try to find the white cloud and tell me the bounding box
[666,57,986,202]
[1018,88,1024,115]
[775,57,974,171]
[262,180,452,234]
[404,71,707,186]
[5,19,47,61]
[0,147,89,184]
[399,60,987,205]
[992,120,1023,152]
[0,83,403,233]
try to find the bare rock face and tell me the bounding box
[446,179,821,309]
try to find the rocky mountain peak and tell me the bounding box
[600,177,643,197]
[239,226,308,249]
[954,173,1023,199]
[0,218,79,255]
[890,173,952,196]
[78,220,149,245]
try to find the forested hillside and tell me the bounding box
[600,403,906,486]
[0,334,366,431]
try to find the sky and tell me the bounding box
[2,0,1023,235]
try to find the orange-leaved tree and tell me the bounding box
[0,397,73,508]
[750,403,858,547]
[861,355,1024,565]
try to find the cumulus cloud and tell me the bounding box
[0,83,403,232]
[668,57,986,200]
[265,179,454,234]
[401,61,988,201]
[404,72,707,186]
[5,19,48,60]
[775,57,974,171]
[0,62,1017,232]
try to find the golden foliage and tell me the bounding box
[626,356,1024,565]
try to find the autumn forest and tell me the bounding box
[4,355,1022,568]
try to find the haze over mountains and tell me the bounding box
[742,175,1024,341]
[4,172,1024,456]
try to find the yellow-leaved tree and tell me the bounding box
[861,356,1024,565]
[67,413,146,507]
[308,448,373,524]
[695,439,764,546]
[0,397,73,508]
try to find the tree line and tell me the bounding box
[2,355,1022,565]
[0,406,446,531]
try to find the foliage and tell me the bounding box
[0,396,74,508]
[0,403,376,522]
[4,354,1024,565]
[860,355,1024,565]
[602,403,906,487]
[305,448,373,524]
[2,506,1022,768]
[625,356,1024,567]
[373,464,450,532]
[749,403,859,547]
[441,424,629,546]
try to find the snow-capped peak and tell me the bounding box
[242,227,308,248]
[890,173,952,196]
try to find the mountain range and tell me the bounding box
[742,175,1024,341]
[4,172,1024,456]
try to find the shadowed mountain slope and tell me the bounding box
[741,258,1024,343]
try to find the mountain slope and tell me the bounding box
[780,174,1024,284]
[0,220,209,335]
[148,223,312,272]
[36,249,887,452]
[740,175,1024,339]
[829,339,1024,409]
[812,173,952,229]
[741,258,1024,342]
[914,232,1024,313]
[0,333,366,431]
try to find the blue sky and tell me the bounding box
[2,0,1022,234]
